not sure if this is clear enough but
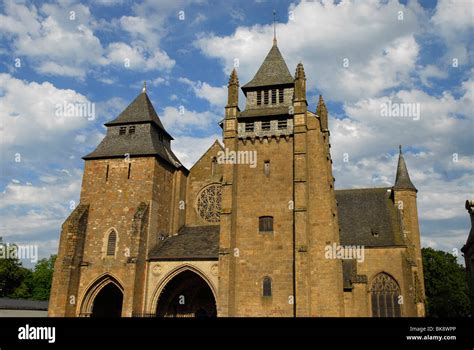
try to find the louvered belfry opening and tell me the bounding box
[106,231,117,256]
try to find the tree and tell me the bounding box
[29,255,56,300]
[422,247,470,317]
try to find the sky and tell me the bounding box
[0,0,472,266]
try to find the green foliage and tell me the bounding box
[422,247,470,317]
[0,252,56,301]
[30,255,57,300]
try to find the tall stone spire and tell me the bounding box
[316,95,328,131]
[394,145,417,191]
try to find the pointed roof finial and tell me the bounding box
[273,9,277,46]
[394,145,417,192]
[142,81,147,93]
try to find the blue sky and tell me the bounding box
[0,0,472,266]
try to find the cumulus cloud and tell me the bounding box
[160,106,221,134]
[196,0,425,102]
[0,0,175,78]
[178,77,227,109]
[431,0,474,65]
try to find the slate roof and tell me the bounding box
[238,106,290,119]
[393,148,417,191]
[105,92,171,139]
[0,298,48,310]
[241,43,294,91]
[149,225,220,260]
[336,188,405,247]
[83,91,183,169]
[148,188,404,262]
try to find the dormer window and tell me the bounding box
[119,126,126,135]
[129,125,135,134]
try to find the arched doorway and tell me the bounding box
[91,282,123,317]
[156,270,216,317]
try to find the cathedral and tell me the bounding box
[49,37,426,317]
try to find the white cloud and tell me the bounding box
[0,0,175,78]
[172,134,221,169]
[178,77,227,108]
[196,0,425,102]
[160,106,221,134]
[419,64,448,87]
[431,0,474,65]
[0,73,93,147]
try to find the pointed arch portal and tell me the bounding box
[80,275,124,317]
[156,270,216,318]
[91,283,123,318]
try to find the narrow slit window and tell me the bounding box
[127,163,131,179]
[263,277,272,297]
[264,90,269,105]
[259,216,273,233]
[129,125,135,134]
[279,89,284,104]
[106,231,117,256]
[264,161,270,177]
[257,91,262,105]
[105,164,109,181]
[211,157,217,176]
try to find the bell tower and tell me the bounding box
[217,36,344,316]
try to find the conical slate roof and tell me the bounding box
[393,146,417,191]
[241,43,293,90]
[105,91,171,139]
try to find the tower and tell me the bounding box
[49,88,187,317]
[392,146,425,316]
[217,38,344,316]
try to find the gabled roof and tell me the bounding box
[336,188,405,247]
[393,146,417,191]
[241,43,293,91]
[105,91,172,140]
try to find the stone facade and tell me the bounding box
[49,40,426,318]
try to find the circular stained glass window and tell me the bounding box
[197,184,222,223]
